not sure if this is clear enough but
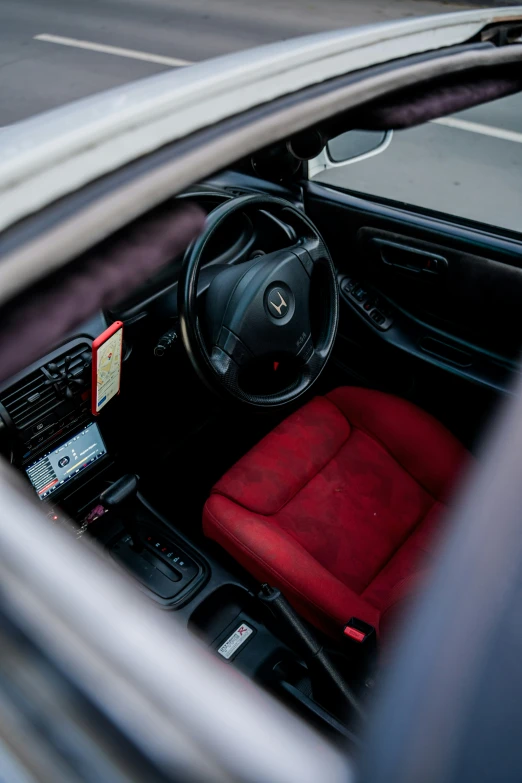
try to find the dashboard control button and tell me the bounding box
[22,413,56,441]
[33,421,59,437]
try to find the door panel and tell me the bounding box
[356,226,522,357]
[305,183,522,448]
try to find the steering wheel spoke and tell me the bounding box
[297,337,315,364]
[297,338,323,374]
[289,236,328,276]
[209,346,240,385]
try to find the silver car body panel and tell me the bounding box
[0,7,521,235]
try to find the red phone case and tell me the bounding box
[91,321,123,416]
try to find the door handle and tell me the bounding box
[373,239,448,277]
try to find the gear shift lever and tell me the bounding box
[100,475,142,551]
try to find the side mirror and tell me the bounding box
[308,129,392,178]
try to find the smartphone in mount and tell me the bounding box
[92,321,123,416]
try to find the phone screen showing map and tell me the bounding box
[92,322,123,415]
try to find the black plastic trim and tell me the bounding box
[109,495,210,609]
[306,182,522,260]
[338,274,517,394]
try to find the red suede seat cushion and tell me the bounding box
[203,387,469,637]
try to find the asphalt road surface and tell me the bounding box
[1,0,521,233]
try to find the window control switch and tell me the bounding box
[370,310,386,325]
[340,276,395,331]
[352,287,367,302]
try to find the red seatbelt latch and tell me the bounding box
[343,618,375,644]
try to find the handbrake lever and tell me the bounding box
[258,583,365,722]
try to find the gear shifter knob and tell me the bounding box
[100,475,141,550]
[100,474,138,509]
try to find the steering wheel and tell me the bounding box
[178,194,339,408]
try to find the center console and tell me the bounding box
[99,474,207,607]
[0,335,365,741]
[0,336,208,610]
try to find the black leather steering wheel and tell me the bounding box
[178,194,339,408]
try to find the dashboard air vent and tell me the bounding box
[0,343,91,432]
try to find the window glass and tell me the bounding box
[312,94,522,235]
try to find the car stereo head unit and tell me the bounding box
[25,422,107,500]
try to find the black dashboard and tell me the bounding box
[0,174,302,508]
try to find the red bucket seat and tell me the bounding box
[204,387,468,638]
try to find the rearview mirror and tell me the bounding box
[309,129,392,178]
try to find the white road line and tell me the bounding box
[432,116,522,144]
[34,33,193,67]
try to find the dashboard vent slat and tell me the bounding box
[0,343,91,432]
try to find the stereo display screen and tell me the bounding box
[25,422,107,500]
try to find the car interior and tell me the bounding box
[1,37,522,746]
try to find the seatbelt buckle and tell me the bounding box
[343,618,375,644]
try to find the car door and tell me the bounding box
[304,119,522,449]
